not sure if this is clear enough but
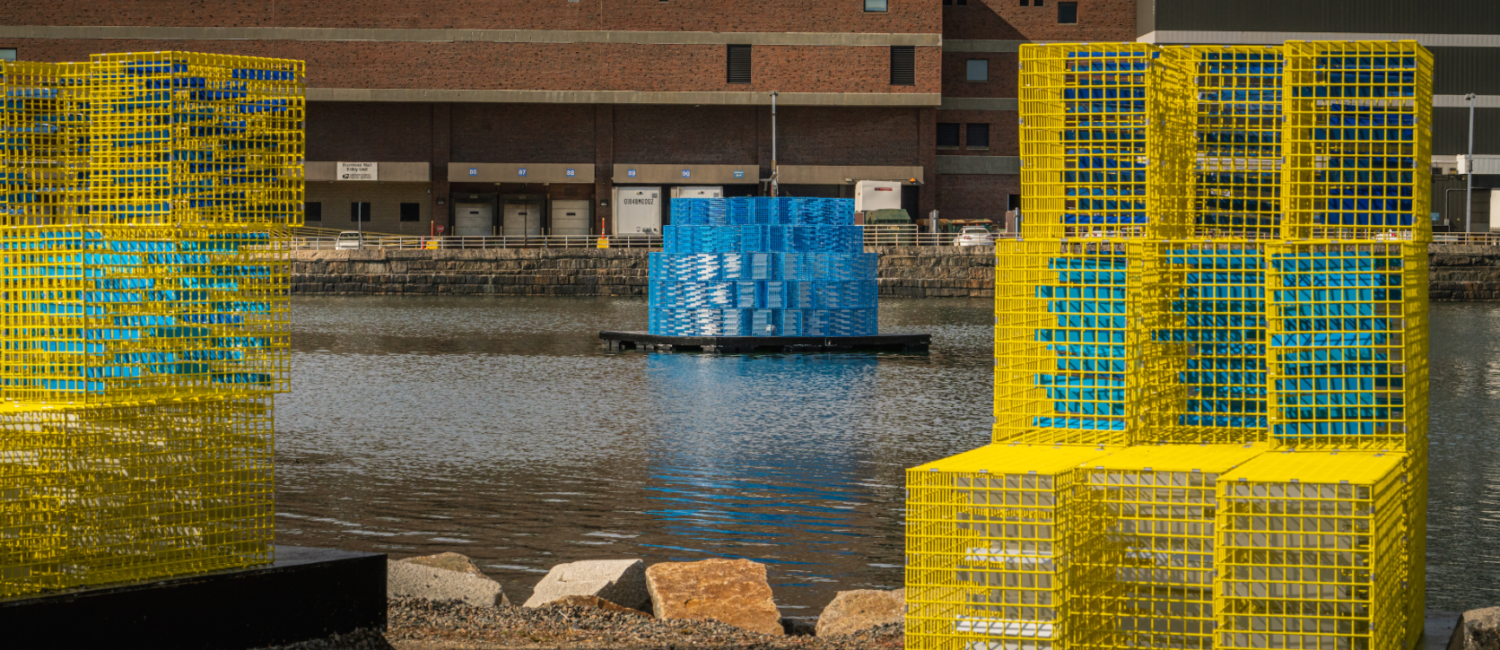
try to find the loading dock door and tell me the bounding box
[454,203,493,236]
[503,203,543,237]
[550,200,591,237]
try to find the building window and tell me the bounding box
[350,202,371,222]
[967,59,989,82]
[400,202,421,222]
[937,123,961,149]
[1019,0,1028,5]
[1034,0,1043,5]
[966,123,990,150]
[305,202,322,222]
[890,46,915,86]
[943,0,968,4]
[727,45,752,84]
[1059,1,1076,21]
[865,0,887,11]
[0,49,15,62]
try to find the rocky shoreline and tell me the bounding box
[262,553,904,650]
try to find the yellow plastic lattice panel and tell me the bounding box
[1215,451,1408,650]
[1398,440,1426,650]
[1078,443,1266,650]
[1281,41,1433,242]
[994,239,1180,446]
[0,396,274,598]
[0,224,293,404]
[1154,240,1268,444]
[1019,43,1195,240]
[1175,46,1285,238]
[1265,242,1428,452]
[907,444,1113,650]
[1,61,91,228]
[87,52,305,229]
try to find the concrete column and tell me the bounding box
[918,106,937,218]
[431,103,451,233]
[595,104,614,235]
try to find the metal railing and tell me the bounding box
[1431,232,1500,245]
[289,225,1025,250]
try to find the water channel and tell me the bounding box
[277,296,1497,613]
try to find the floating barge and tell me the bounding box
[600,330,930,353]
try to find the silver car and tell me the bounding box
[334,231,364,250]
[953,226,995,247]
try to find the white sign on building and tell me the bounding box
[337,162,378,181]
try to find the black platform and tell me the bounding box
[601,330,931,353]
[0,546,387,649]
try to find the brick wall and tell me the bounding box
[778,107,923,166]
[450,104,599,163]
[940,51,1018,98]
[308,103,434,161]
[943,0,1138,40]
[12,40,940,95]
[937,174,1019,223]
[613,105,760,165]
[934,109,1019,156]
[8,0,941,33]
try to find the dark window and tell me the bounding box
[943,0,968,4]
[400,202,421,222]
[890,46,915,86]
[1035,0,1043,5]
[864,0,887,11]
[937,123,961,148]
[0,49,15,62]
[1019,0,1028,5]
[966,123,990,149]
[350,202,371,222]
[967,59,989,82]
[727,45,752,84]
[1058,1,1077,22]
[305,202,322,222]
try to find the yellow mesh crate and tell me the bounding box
[907,444,1113,650]
[1215,451,1407,650]
[1265,242,1427,452]
[87,52,305,229]
[1281,41,1432,242]
[994,239,1181,446]
[1078,443,1266,650]
[0,62,91,228]
[1154,240,1268,444]
[1174,46,1285,239]
[0,396,275,598]
[1398,440,1426,650]
[1019,43,1195,240]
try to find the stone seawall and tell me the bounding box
[289,244,1500,300]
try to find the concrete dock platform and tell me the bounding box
[0,546,386,649]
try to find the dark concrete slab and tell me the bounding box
[601,330,931,353]
[1428,610,1462,650]
[0,546,386,649]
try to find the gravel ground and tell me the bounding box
[261,599,904,650]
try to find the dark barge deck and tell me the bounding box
[600,331,930,353]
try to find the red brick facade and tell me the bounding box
[3,0,1139,231]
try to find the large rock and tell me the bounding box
[543,594,651,618]
[388,555,508,608]
[523,559,649,611]
[645,559,783,636]
[816,588,905,637]
[1451,608,1500,650]
[401,552,487,577]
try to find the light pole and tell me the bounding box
[770,90,779,197]
[1466,92,1476,233]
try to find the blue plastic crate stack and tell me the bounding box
[650,197,877,337]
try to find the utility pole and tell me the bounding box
[770,90,779,197]
[1466,92,1477,233]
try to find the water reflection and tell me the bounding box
[279,296,1493,612]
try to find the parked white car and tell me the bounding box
[953,226,995,247]
[334,231,364,250]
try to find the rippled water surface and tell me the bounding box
[278,297,1496,612]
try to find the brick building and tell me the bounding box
[5,1,1497,234]
[5,0,1140,236]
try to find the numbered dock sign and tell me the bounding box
[681,169,691,179]
[734,170,745,179]
[518,168,528,177]
[627,169,637,178]
[468,168,478,176]
[566,168,576,177]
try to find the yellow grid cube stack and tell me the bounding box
[911,40,1430,650]
[0,52,303,598]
